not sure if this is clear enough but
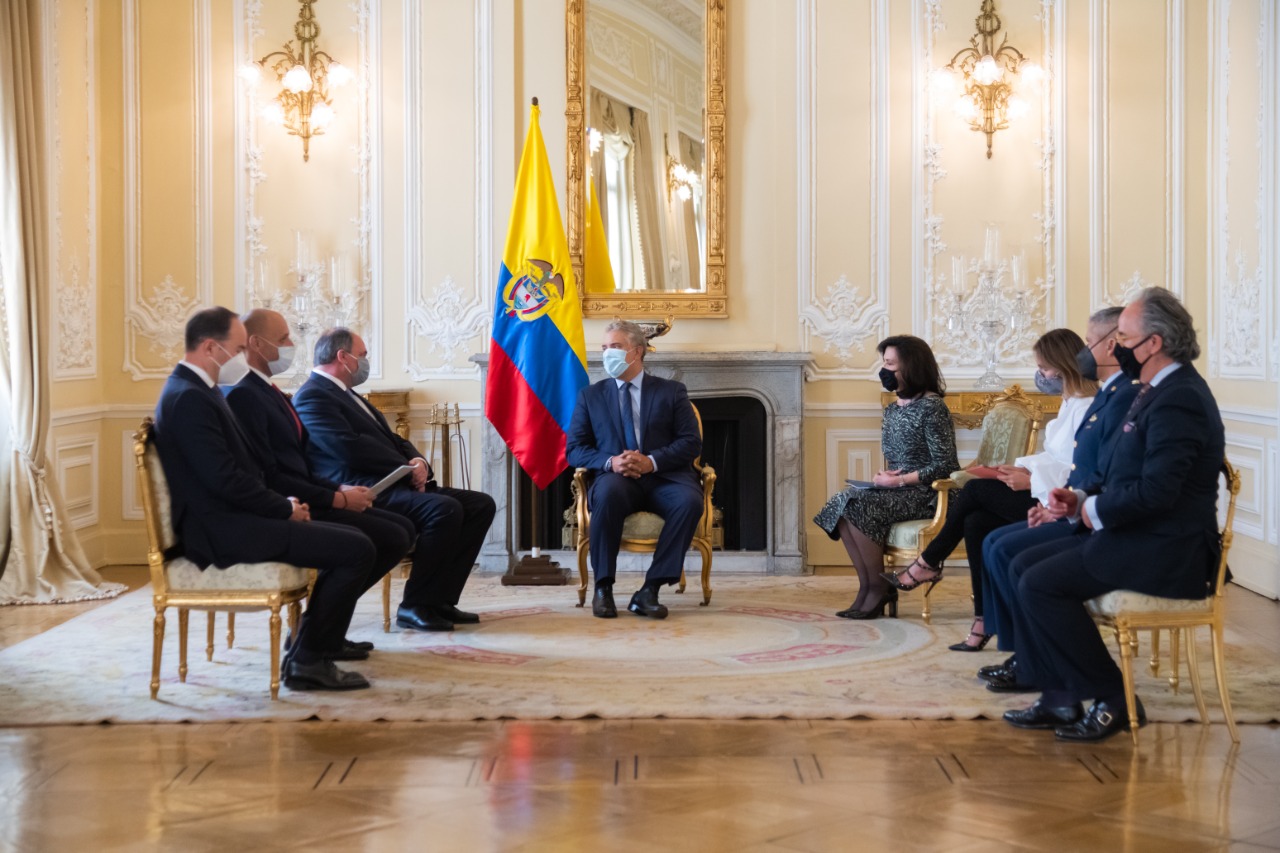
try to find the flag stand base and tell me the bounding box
[501,554,570,586]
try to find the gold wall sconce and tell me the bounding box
[239,0,353,162]
[665,133,700,203]
[937,0,1043,159]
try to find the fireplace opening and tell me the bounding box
[518,395,769,552]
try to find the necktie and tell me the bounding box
[270,383,303,440]
[1122,383,1152,423]
[619,382,639,450]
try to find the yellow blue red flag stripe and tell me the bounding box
[485,101,588,489]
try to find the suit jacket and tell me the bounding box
[565,372,702,486]
[153,364,293,568]
[1081,364,1225,598]
[1066,376,1142,491]
[224,371,340,510]
[292,372,425,487]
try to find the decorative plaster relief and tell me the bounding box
[127,276,201,365]
[800,276,888,369]
[586,20,637,78]
[405,277,489,379]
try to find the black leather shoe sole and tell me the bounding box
[328,645,370,661]
[396,615,454,632]
[346,639,375,652]
[593,605,618,618]
[432,605,480,624]
[1003,703,1083,730]
[986,678,1039,694]
[628,602,668,619]
[283,662,370,691]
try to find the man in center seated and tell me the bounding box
[293,327,496,633]
[566,320,704,620]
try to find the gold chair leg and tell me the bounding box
[1210,620,1240,743]
[382,572,392,633]
[178,609,189,683]
[1148,628,1162,677]
[205,612,215,662]
[576,542,590,607]
[151,605,165,700]
[1185,625,1209,726]
[677,567,687,594]
[288,601,301,640]
[269,606,282,701]
[227,612,236,649]
[1169,628,1181,693]
[1116,623,1141,746]
[695,540,713,606]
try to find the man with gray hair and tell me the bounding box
[1002,288,1225,742]
[293,327,496,633]
[566,320,703,619]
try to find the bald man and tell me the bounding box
[224,309,415,661]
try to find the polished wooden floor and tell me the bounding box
[2,567,1278,852]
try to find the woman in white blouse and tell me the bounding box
[881,328,1096,650]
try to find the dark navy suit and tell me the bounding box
[225,370,415,602]
[981,375,1141,650]
[153,364,376,657]
[292,371,495,608]
[565,372,703,585]
[1011,364,1224,705]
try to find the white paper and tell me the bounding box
[369,465,415,497]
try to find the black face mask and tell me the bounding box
[878,367,899,394]
[1113,335,1152,379]
[1075,346,1099,382]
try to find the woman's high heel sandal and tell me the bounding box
[881,558,942,592]
[948,620,994,652]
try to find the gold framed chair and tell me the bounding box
[134,418,311,700]
[883,386,1045,621]
[1086,459,1242,745]
[571,403,717,607]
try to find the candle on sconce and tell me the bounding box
[1010,252,1025,289]
[951,256,966,294]
[983,226,1000,267]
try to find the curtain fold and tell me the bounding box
[0,0,122,604]
[589,88,661,291]
[677,132,704,292]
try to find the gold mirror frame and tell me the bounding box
[565,0,727,318]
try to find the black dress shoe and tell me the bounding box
[329,640,370,662]
[396,604,454,632]
[593,586,618,618]
[346,638,375,652]
[978,656,1016,680]
[1055,698,1147,742]
[283,659,370,691]
[1003,699,1084,729]
[628,587,668,619]
[432,604,480,624]
[985,670,1039,693]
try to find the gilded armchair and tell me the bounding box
[883,385,1045,620]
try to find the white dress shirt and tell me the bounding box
[1014,393,1094,505]
[179,360,216,389]
[606,371,659,473]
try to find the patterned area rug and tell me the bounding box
[1,575,1275,725]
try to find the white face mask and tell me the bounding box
[266,343,295,376]
[214,343,250,385]
[602,347,632,379]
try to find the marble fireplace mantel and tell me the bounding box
[470,350,811,574]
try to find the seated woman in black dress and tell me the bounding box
[813,335,958,619]
[881,327,1097,649]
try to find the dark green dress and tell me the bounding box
[813,395,959,546]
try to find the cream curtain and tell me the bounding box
[589,88,660,290]
[677,132,704,292]
[0,1,122,604]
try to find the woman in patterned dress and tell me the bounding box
[814,336,958,619]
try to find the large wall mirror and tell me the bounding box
[566,0,726,318]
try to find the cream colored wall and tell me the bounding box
[40,0,1277,595]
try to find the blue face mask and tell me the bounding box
[602,347,633,379]
[1034,369,1064,396]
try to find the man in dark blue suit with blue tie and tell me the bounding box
[293,328,496,633]
[224,309,415,661]
[566,320,703,620]
[978,306,1139,690]
[1002,288,1225,741]
[153,307,377,691]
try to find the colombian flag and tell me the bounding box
[485,101,589,489]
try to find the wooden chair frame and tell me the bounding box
[884,386,1046,621]
[571,403,717,607]
[134,418,309,700]
[1088,459,1242,745]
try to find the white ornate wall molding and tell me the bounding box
[53,434,99,530]
[798,0,891,381]
[405,277,489,379]
[1101,270,1151,308]
[235,0,382,376]
[122,0,213,380]
[914,0,1064,378]
[47,0,98,380]
[403,2,493,379]
[1208,0,1271,380]
[1165,0,1185,297]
